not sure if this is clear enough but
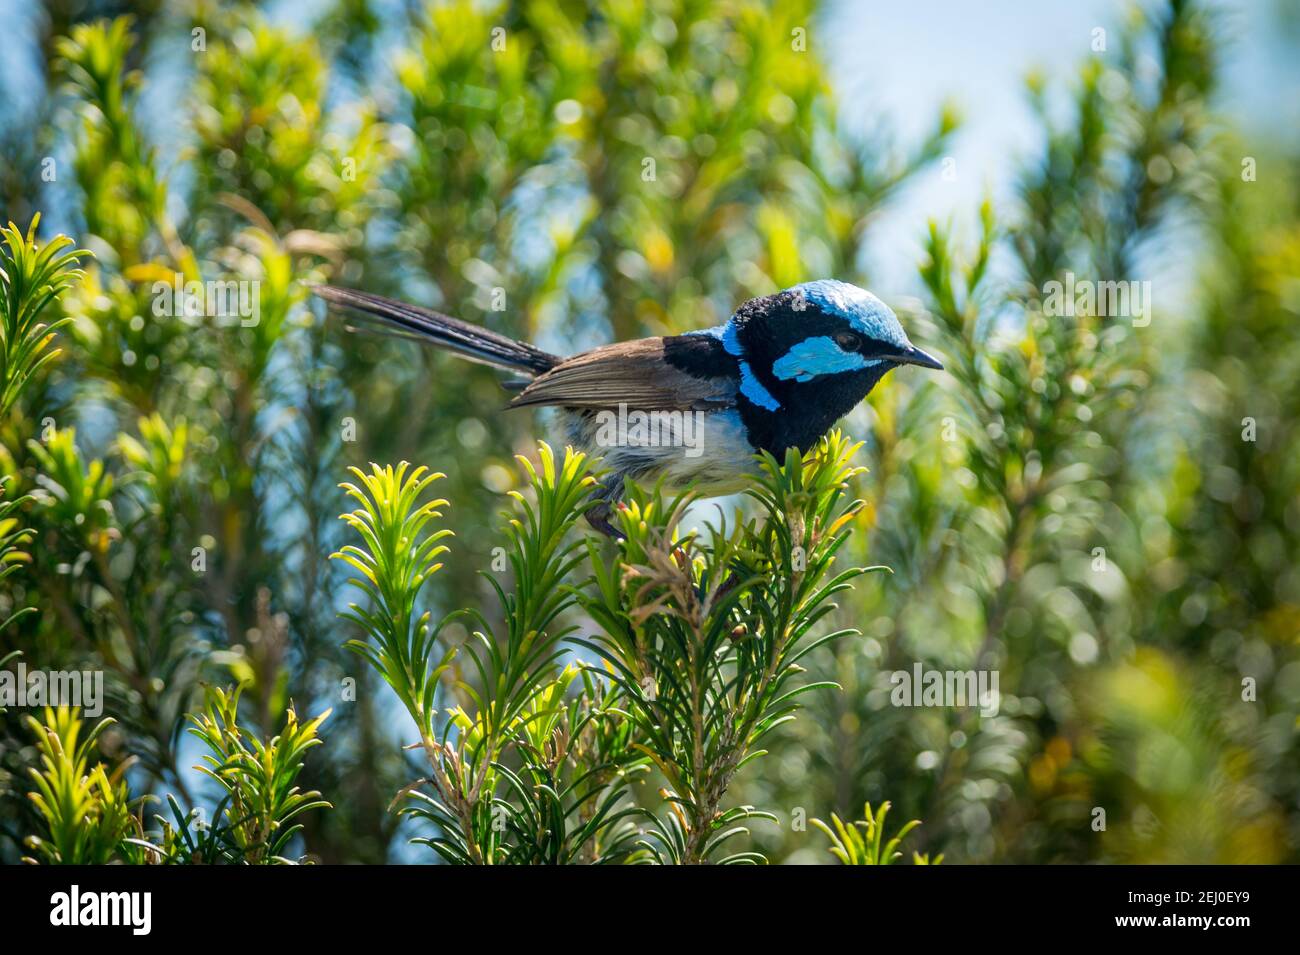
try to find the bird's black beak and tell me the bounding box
[896,344,944,371]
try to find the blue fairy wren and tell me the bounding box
[314,280,942,536]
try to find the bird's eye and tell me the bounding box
[833,331,861,351]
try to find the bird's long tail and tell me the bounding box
[313,285,560,375]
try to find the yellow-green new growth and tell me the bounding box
[331,462,455,740]
[0,215,87,419]
[22,707,136,865]
[813,801,936,865]
[187,684,331,864]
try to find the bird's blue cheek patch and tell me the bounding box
[773,336,882,382]
[739,360,780,411]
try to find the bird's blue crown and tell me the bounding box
[789,280,909,349]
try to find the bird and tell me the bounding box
[313,280,943,537]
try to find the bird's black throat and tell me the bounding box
[740,362,893,455]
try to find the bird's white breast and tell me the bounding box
[560,407,757,496]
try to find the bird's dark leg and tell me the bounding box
[586,474,625,540]
[586,505,622,539]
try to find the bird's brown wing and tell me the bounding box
[510,337,737,411]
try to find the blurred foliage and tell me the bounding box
[757,0,1300,865]
[0,0,1297,863]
